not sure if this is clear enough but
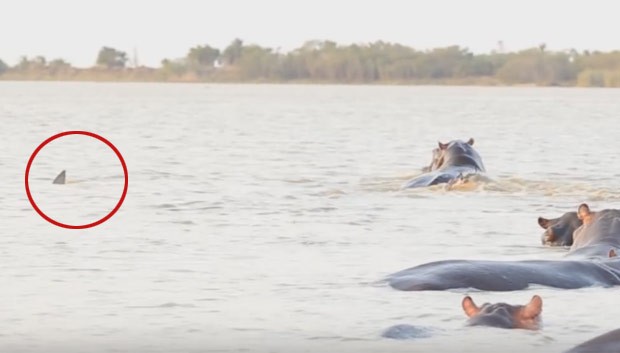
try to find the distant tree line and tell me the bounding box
[2,40,620,86]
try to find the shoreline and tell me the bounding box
[0,77,611,88]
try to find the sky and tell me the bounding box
[1,0,618,67]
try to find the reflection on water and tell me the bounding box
[1,83,620,352]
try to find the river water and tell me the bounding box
[1,82,620,352]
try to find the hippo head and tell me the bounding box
[421,147,443,173]
[462,295,542,330]
[424,138,475,171]
[438,137,475,151]
[537,211,582,246]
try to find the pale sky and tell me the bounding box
[2,0,618,67]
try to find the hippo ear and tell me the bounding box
[462,296,480,318]
[520,295,543,319]
[438,141,448,150]
[609,249,617,258]
[467,138,474,146]
[538,217,551,229]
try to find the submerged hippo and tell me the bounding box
[386,205,620,291]
[382,295,542,339]
[462,295,542,330]
[538,204,599,247]
[565,328,620,353]
[381,324,434,340]
[403,138,485,189]
[538,211,581,246]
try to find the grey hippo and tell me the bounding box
[538,203,595,247]
[382,295,542,339]
[403,138,486,189]
[539,205,620,258]
[462,295,542,330]
[565,328,620,353]
[385,204,620,291]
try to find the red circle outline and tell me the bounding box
[24,131,128,229]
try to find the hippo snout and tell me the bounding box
[541,229,554,245]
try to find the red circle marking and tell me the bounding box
[24,131,128,229]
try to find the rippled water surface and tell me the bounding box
[2,82,620,352]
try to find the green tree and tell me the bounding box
[222,38,243,65]
[496,49,542,83]
[48,59,72,75]
[186,45,220,75]
[96,47,128,68]
[466,54,496,76]
[16,56,31,71]
[0,58,8,74]
[187,45,220,67]
[31,56,47,70]
[415,46,472,79]
[237,45,277,79]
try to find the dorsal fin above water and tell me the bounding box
[53,170,66,184]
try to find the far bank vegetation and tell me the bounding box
[1,40,620,87]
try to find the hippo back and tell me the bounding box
[439,140,485,172]
[565,328,620,353]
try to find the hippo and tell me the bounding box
[462,295,542,330]
[386,257,620,291]
[385,205,620,291]
[539,207,620,258]
[420,147,443,173]
[381,324,434,340]
[382,295,541,340]
[403,138,486,189]
[538,211,581,246]
[565,328,620,353]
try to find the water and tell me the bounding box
[1,82,620,352]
